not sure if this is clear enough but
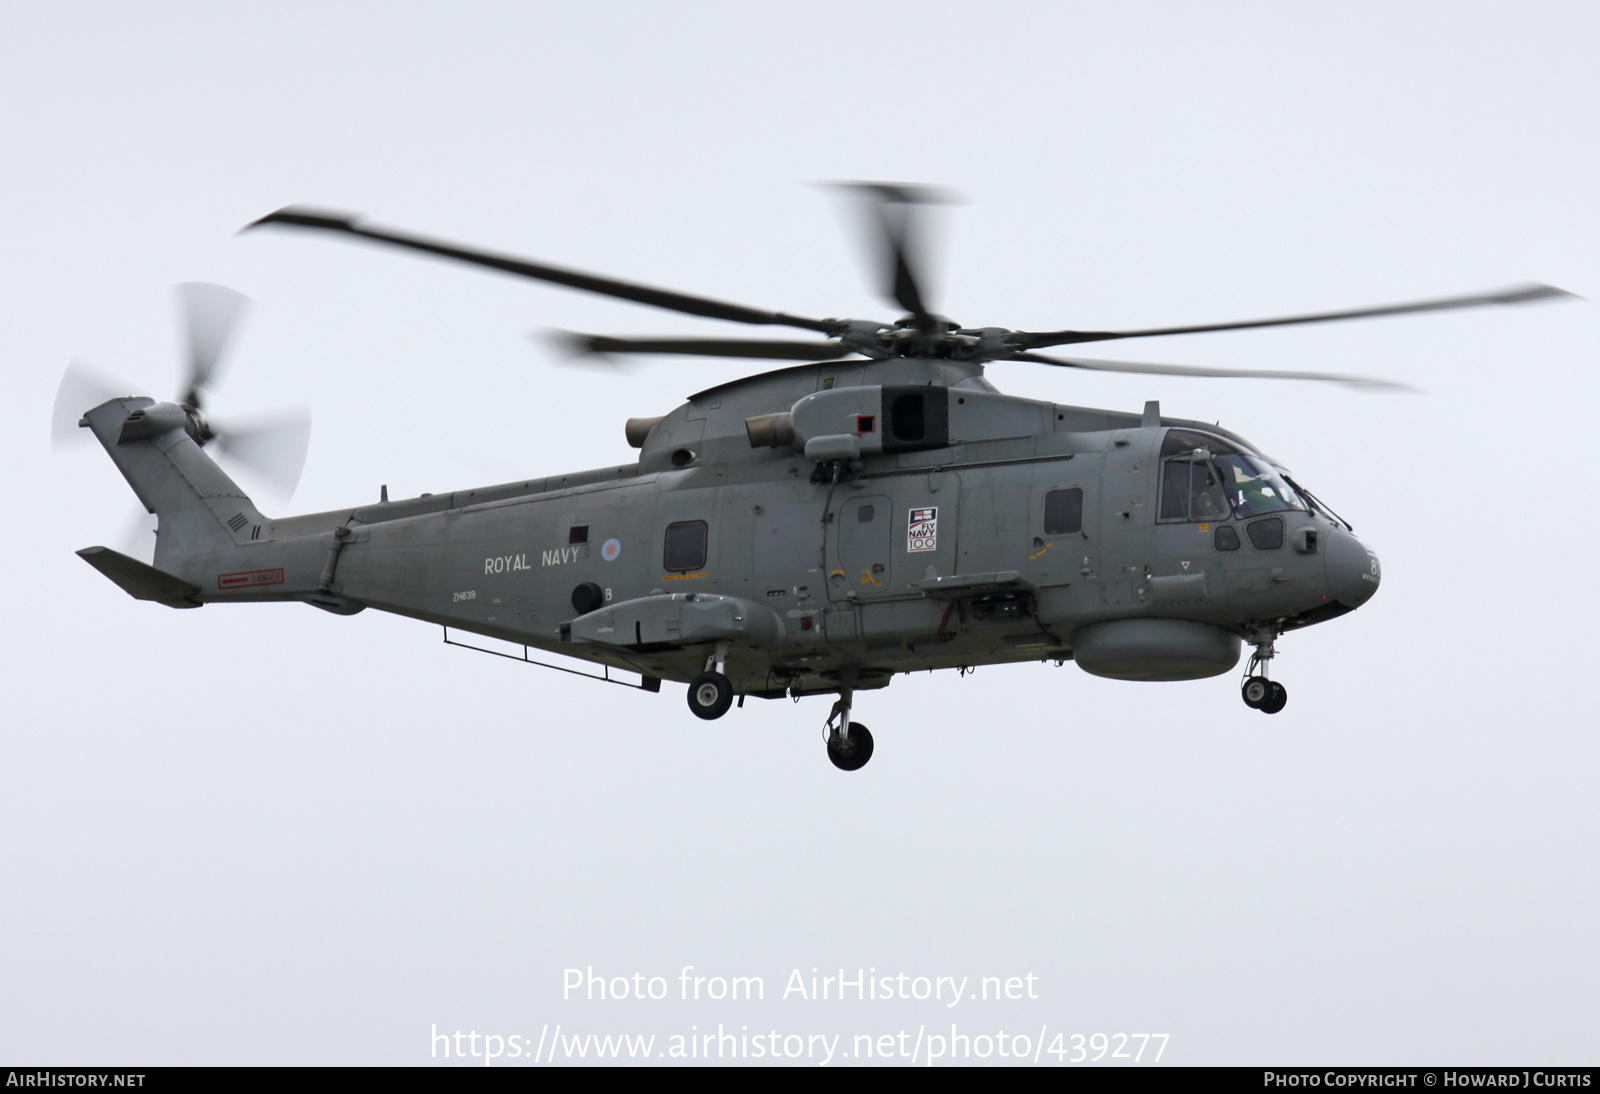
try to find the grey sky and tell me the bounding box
[3,1,1596,1065]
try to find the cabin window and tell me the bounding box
[1214,525,1241,551]
[1043,488,1083,535]
[569,525,589,544]
[663,520,708,572]
[1247,517,1284,551]
[857,504,876,522]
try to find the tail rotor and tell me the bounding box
[52,283,313,505]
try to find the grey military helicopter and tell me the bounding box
[61,185,1572,769]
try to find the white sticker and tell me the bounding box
[907,507,938,553]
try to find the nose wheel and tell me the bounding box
[1241,636,1288,715]
[1242,676,1288,714]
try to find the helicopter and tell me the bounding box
[60,184,1573,770]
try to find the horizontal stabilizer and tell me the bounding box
[76,546,202,608]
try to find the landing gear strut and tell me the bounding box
[687,642,734,720]
[1241,634,1288,715]
[824,669,874,771]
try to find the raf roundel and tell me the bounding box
[601,538,622,562]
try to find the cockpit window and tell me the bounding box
[1161,429,1238,457]
[1160,429,1304,522]
[1159,430,1233,523]
[1285,474,1351,531]
[1159,459,1230,522]
[1213,454,1305,518]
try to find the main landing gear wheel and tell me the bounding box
[827,723,874,771]
[687,671,734,720]
[1261,681,1288,715]
[1242,675,1272,709]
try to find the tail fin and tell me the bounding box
[81,397,269,572]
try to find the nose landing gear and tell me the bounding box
[1241,634,1288,715]
[823,670,874,771]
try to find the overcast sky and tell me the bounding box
[3,1,1597,1066]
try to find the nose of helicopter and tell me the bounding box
[1324,529,1381,609]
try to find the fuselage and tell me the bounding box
[104,357,1378,701]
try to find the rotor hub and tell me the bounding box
[181,405,214,446]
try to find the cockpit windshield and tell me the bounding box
[1213,453,1305,517]
[1159,428,1305,521]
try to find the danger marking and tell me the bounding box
[218,568,284,590]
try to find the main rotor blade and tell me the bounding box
[828,182,955,326]
[546,331,857,361]
[177,282,251,407]
[52,361,127,446]
[244,207,838,335]
[1012,283,1578,350]
[1010,351,1415,391]
[211,408,312,500]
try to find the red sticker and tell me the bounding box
[218,568,285,590]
